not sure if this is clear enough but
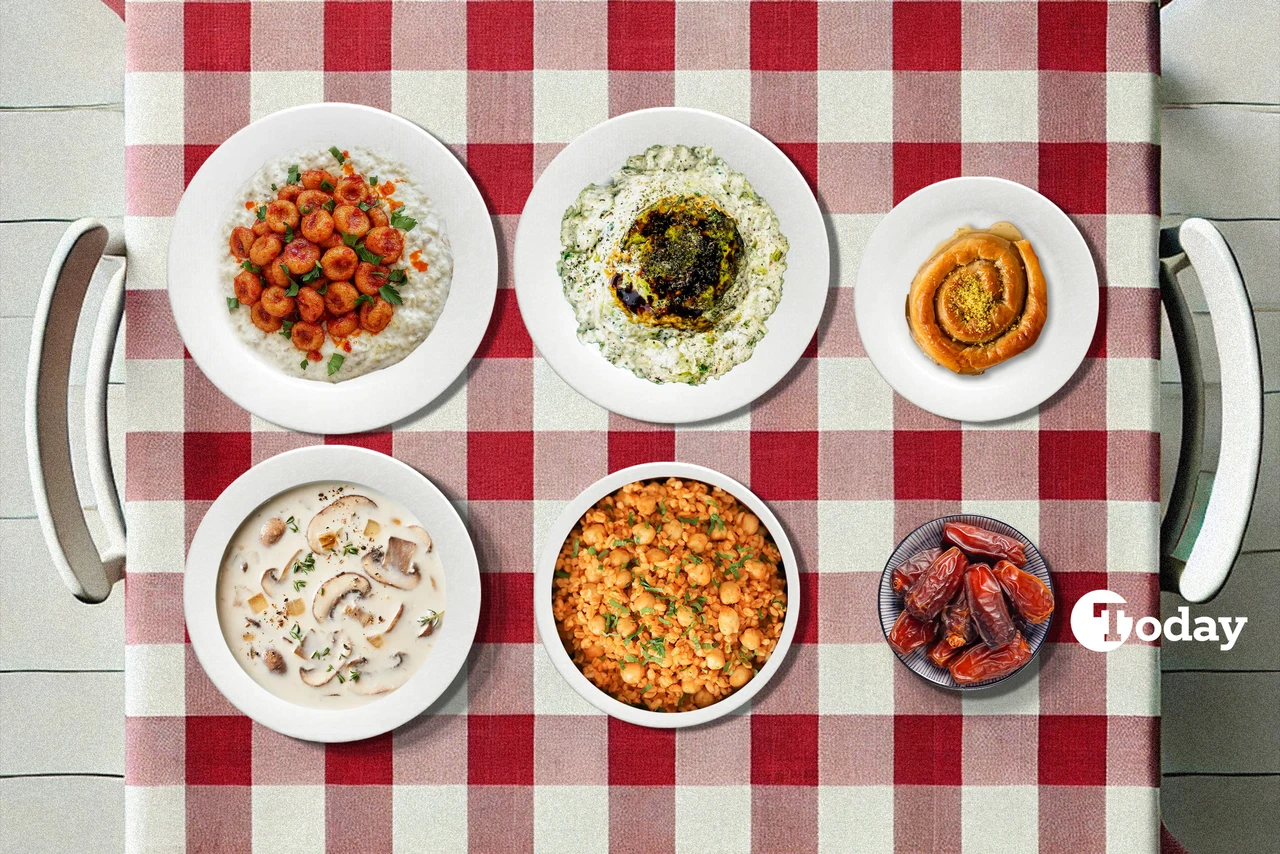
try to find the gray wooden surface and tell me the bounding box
[0,0,1276,852]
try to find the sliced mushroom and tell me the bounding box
[311,572,372,621]
[260,517,286,547]
[263,648,286,674]
[406,525,433,553]
[307,495,378,553]
[417,609,444,638]
[363,537,421,589]
[260,550,301,601]
[299,633,354,687]
[348,652,410,696]
[344,604,376,627]
[366,603,405,648]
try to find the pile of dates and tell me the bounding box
[888,521,1055,685]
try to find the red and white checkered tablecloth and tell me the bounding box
[121,1,1163,851]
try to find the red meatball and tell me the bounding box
[281,239,321,276]
[229,226,255,260]
[320,245,359,282]
[363,227,404,264]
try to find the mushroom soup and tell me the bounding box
[216,483,446,709]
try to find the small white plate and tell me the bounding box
[184,446,479,743]
[513,108,830,424]
[854,177,1098,422]
[169,103,497,434]
[534,462,800,728]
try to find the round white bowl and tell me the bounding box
[534,462,800,728]
[169,102,498,434]
[184,445,480,742]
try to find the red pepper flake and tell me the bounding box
[388,199,404,211]
[244,201,255,210]
[341,162,354,176]
[378,181,396,198]
[306,350,322,362]
[409,249,429,273]
[342,340,352,353]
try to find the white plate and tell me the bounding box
[854,176,1098,422]
[184,446,479,742]
[513,108,830,424]
[169,103,497,434]
[534,462,800,728]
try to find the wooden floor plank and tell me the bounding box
[1242,394,1280,554]
[0,520,124,671]
[1160,553,1280,672]
[1161,0,1280,106]
[0,672,123,776]
[0,317,34,519]
[0,0,122,108]
[0,775,123,854]
[1162,671,1280,774]
[1161,775,1280,854]
[1212,220,1280,311]
[0,222,80,318]
[0,110,124,221]
[1162,107,1280,220]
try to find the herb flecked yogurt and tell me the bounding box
[558,145,789,385]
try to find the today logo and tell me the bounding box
[1070,589,1247,653]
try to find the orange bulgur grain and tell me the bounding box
[551,479,787,712]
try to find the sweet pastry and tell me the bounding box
[906,224,1047,374]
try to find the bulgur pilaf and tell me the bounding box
[551,478,788,712]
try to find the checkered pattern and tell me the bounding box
[123,1,1163,851]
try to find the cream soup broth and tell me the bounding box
[216,483,446,709]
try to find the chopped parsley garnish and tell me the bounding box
[378,283,402,305]
[354,293,374,309]
[387,268,406,283]
[322,198,335,212]
[256,205,267,221]
[658,501,667,516]
[679,516,700,526]
[301,261,323,282]
[571,538,579,558]
[708,512,726,532]
[341,232,358,247]
[240,259,260,273]
[328,146,345,164]
[389,210,417,231]
[286,164,300,185]
[369,175,378,186]
[554,569,570,579]
[320,179,335,193]
[354,243,383,264]
[311,647,330,660]
[279,319,295,339]
[342,542,359,556]
[284,516,298,533]
[327,353,344,376]
[284,224,294,243]
[358,201,371,212]
[300,359,309,371]
[226,297,239,312]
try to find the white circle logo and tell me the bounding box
[1070,589,1130,652]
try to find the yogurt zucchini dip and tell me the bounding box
[558,145,788,385]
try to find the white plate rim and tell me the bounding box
[183,445,480,743]
[853,175,1099,422]
[533,461,800,728]
[168,102,498,435]
[513,107,831,424]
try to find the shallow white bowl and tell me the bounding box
[534,462,800,728]
[854,176,1099,422]
[184,445,479,742]
[169,103,497,434]
[514,107,830,424]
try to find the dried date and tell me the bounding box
[904,547,968,621]
[949,633,1032,684]
[891,547,944,596]
[964,563,1017,648]
[943,521,1027,566]
[992,559,1055,624]
[888,610,938,656]
[941,587,974,648]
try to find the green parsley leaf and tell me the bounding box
[369,175,379,186]
[379,283,402,305]
[287,164,301,185]
[358,201,371,211]
[256,205,267,222]
[571,538,579,558]
[322,198,335,213]
[354,293,374,309]
[270,183,277,191]
[226,297,239,312]
[284,224,294,243]
[316,281,328,295]
[354,243,383,264]
[240,259,260,273]
[279,319,295,339]
[301,261,323,282]
[386,268,406,283]
[327,352,344,376]
[328,146,345,165]
[342,232,358,248]
[320,178,335,193]
[554,570,571,579]
[389,210,417,232]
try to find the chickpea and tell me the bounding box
[300,208,334,244]
[582,524,606,547]
[633,591,656,612]
[632,523,655,545]
[613,569,632,588]
[321,245,359,281]
[276,183,303,203]
[324,281,358,316]
[358,297,394,334]
[296,190,331,215]
[621,662,644,685]
[681,674,701,694]
[233,270,262,305]
[260,286,295,318]
[331,204,370,238]
[687,532,708,553]
[249,233,283,267]
[368,206,390,228]
[584,563,603,583]
[290,321,325,352]
[744,559,769,582]
[645,547,667,565]
[741,628,763,651]
[353,261,389,296]
[229,226,255,260]
[296,286,325,323]
[263,260,291,288]
[635,494,658,516]
[663,519,683,540]
[616,617,636,638]
[265,200,299,233]
[675,606,695,628]
[251,219,271,237]
[694,689,715,708]
[583,643,604,661]
[705,649,725,671]
[686,561,711,586]
[719,608,740,636]
[334,176,370,206]
[604,548,628,568]
[739,513,760,536]
[718,580,741,605]
[729,666,753,689]
[300,169,336,191]
[328,311,359,340]
[250,301,282,333]
[281,238,320,276]
[587,614,606,636]
[363,226,404,264]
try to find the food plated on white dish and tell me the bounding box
[855,176,1098,422]
[515,108,829,423]
[185,445,479,742]
[171,103,497,433]
[534,462,799,728]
